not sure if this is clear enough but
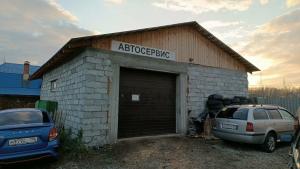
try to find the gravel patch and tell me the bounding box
[1,136,290,169]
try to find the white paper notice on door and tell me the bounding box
[132,94,140,101]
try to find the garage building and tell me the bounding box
[31,21,259,146]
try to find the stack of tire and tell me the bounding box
[232,96,248,105]
[207,94,224,118]
[206,94,258,118]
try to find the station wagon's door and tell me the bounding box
[266,109,285,134]
[267,109,292,142]
[253,108,268,134]
[278,109,295,141]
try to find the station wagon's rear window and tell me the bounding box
[267,109,282,119]
[217,108,248,120]
[0,110,49,126]
[279,109,294,120]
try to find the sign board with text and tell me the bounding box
[111,40,176,61]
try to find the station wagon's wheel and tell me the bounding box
[263,133,276,153]
[288,157,297,169]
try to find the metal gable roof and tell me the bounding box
[0,63,42,96]
[30,21,260,80]
[0,63,40,74]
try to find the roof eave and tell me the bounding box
[30,42,87,80]
[190,22,259,72]
[30,21,260,79]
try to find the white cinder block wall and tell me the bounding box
[187,66,248,117]
[41,51,113,146]
[41,50,248,146]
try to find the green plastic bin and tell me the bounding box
[35,100,58,113]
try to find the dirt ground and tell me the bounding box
[2,136,291,169]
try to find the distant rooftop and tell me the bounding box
[0,63,40,74]
[0,62,42,96]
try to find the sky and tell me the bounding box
[0,0,300,88]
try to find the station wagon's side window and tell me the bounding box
[278,109,294,120]
[266,109,282,119]
[253,108,269,120]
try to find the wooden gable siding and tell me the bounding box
[90,25,247,72]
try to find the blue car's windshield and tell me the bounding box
[0,110,49,126]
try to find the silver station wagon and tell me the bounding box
[212,105,297,152]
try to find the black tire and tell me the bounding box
[208,112,215,118]
[262,132,276,153]
[210,104,224,109]
[222,98,232,106]
[231,98,240,104]
[207,100,223,107]
[248,97,258,104]
[234,96,247,100]
[208,94,223,100]
[240,99,249,104]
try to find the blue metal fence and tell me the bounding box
[257,97,300,115]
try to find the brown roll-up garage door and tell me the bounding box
[118,68,176,138]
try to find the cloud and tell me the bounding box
[200,20,241,29]
[0,0,93,65]
[105,0,124,5]
[240,9,300,87]
[199,20,254,48]
[153,0,300,13]
[48,0,78,21]
[152,0,253,14]
[287,0,300,7]
[260,0,269,5]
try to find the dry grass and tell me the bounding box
[249,87,300,97]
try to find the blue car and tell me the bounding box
[0,108,59,164]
